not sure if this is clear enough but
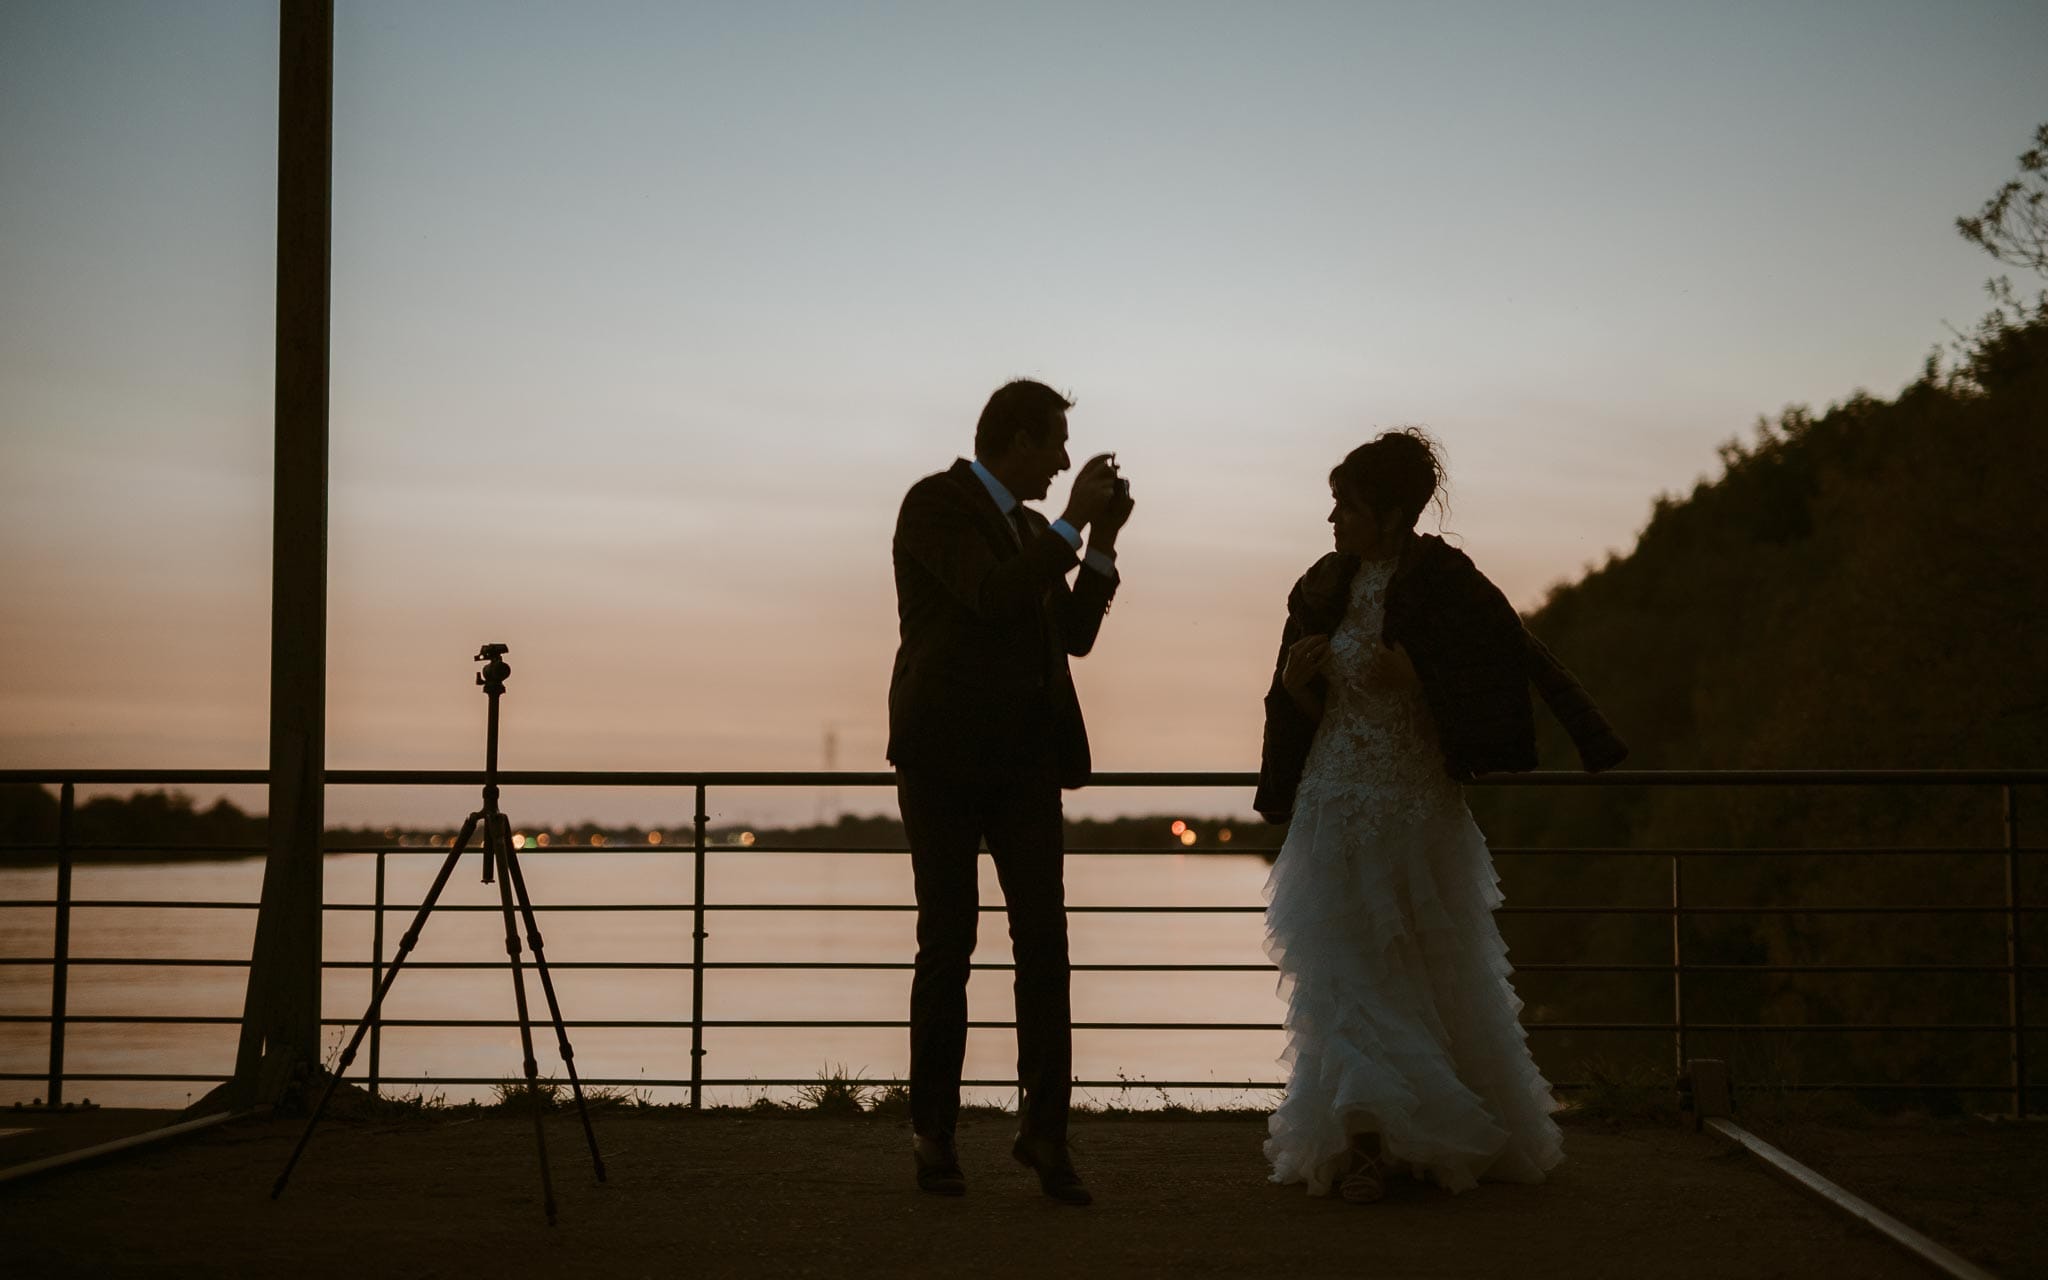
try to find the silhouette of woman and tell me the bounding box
[1253,428,1625,1203]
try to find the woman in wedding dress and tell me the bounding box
[1254,429,1626,1204]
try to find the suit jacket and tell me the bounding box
[888,459,1118,789]
[1255,536,1626,820]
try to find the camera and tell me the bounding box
[1110,453,1131,501]
[475,642,511,693]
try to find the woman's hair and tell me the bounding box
[1329,427,1447,532]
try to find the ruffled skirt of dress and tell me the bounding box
[1262,790,1563,1195]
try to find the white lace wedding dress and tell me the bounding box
[1263,556,1563,1194]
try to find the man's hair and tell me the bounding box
[974,379,1074,459]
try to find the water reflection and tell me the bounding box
[0,850,1286,1110]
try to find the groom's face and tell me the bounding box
[1007,412,1072,501]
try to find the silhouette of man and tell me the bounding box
[887,379,1133,1205]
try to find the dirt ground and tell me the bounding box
[0,1108,1999,1279]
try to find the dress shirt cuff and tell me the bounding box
[1048,519,1083,552]
[1082,547,1118,578]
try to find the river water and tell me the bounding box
[0,848,1288,1110]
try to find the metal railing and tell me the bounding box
[0,768,2041,1114]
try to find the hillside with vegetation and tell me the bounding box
[1466,132,2048,1102]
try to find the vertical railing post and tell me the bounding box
[690,783,708,1111]
[1671,853,1686,1082]
[2006,784,2026,1119]
[47,782,75,1107]
[369,849,386,1097]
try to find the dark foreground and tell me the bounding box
[0,1108,2015,1279]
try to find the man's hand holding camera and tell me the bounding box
[1060,453,1136,554]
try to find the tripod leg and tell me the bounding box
[273,812,482,1199]
[492,816,558,1225]
[503,842,606,1182]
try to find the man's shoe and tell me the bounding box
[1012,1134,1092,1206]
[912,1134,966,1196]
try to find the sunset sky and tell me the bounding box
[3,1,2044,827]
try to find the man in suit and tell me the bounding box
[887,378,1133,1205]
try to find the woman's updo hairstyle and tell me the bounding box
[1329,427,1446,533]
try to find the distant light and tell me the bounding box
[512,832,527,849]
[589,833,606,847]
[536,832,550,847]
[1217,828,1233,843]
[1179,829,1198,847]
[648,831,664,845]
[739,831,757,847]
[1170,820,1187,836]
[444,835,457,848]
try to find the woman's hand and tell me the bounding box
[1281,633,1331,715]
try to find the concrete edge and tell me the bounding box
[1705,1117,2001,1280]
[0,1108,266,1187]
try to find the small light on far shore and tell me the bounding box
[1218,828,1233,843]
[1170,820,1187,836]
[739,831,757,847]
[1179,829,1198,847]
[536,832,550,847]
[512,832,526,849]
[589,833,606,847]
[648,830,664,845]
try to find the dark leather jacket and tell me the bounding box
[1255,535,1626,821]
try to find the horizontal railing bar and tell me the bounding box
[1684,1024,2019,1033]
[0,771,269,785]
[698,962,1278,972]
[0,900,259,911]
[699,961,2048,974]
[281,1075,1296,1090]
[21,898,2037,917]
[3,1013,2038,1035]
[333,1075,2027,1094]
[1491,847,2044,858]
[0,844,267,856]
[288,843,2047,858]
[1679,964,2034,974]
[0,957,251,967]
[683,903,2045,915]
[0,1015,241,1025]
[0,1073,232,1083]
[9,956,2048,975]
[6,843,2040,862]
[5,1069,2023,1096]
[6,768,2048,788]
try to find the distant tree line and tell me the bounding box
[0,785,1277,866]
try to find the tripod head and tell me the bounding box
[476,643,511,696]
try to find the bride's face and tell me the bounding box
[1328,485,1383,557]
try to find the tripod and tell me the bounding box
[272,643,606,1224]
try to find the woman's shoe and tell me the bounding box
[1338,1154,1387,1204]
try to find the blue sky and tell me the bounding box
[2,1,2043,825]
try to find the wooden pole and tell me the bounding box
[222,0,334,1108]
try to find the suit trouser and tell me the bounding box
[897,765,1071,1142]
